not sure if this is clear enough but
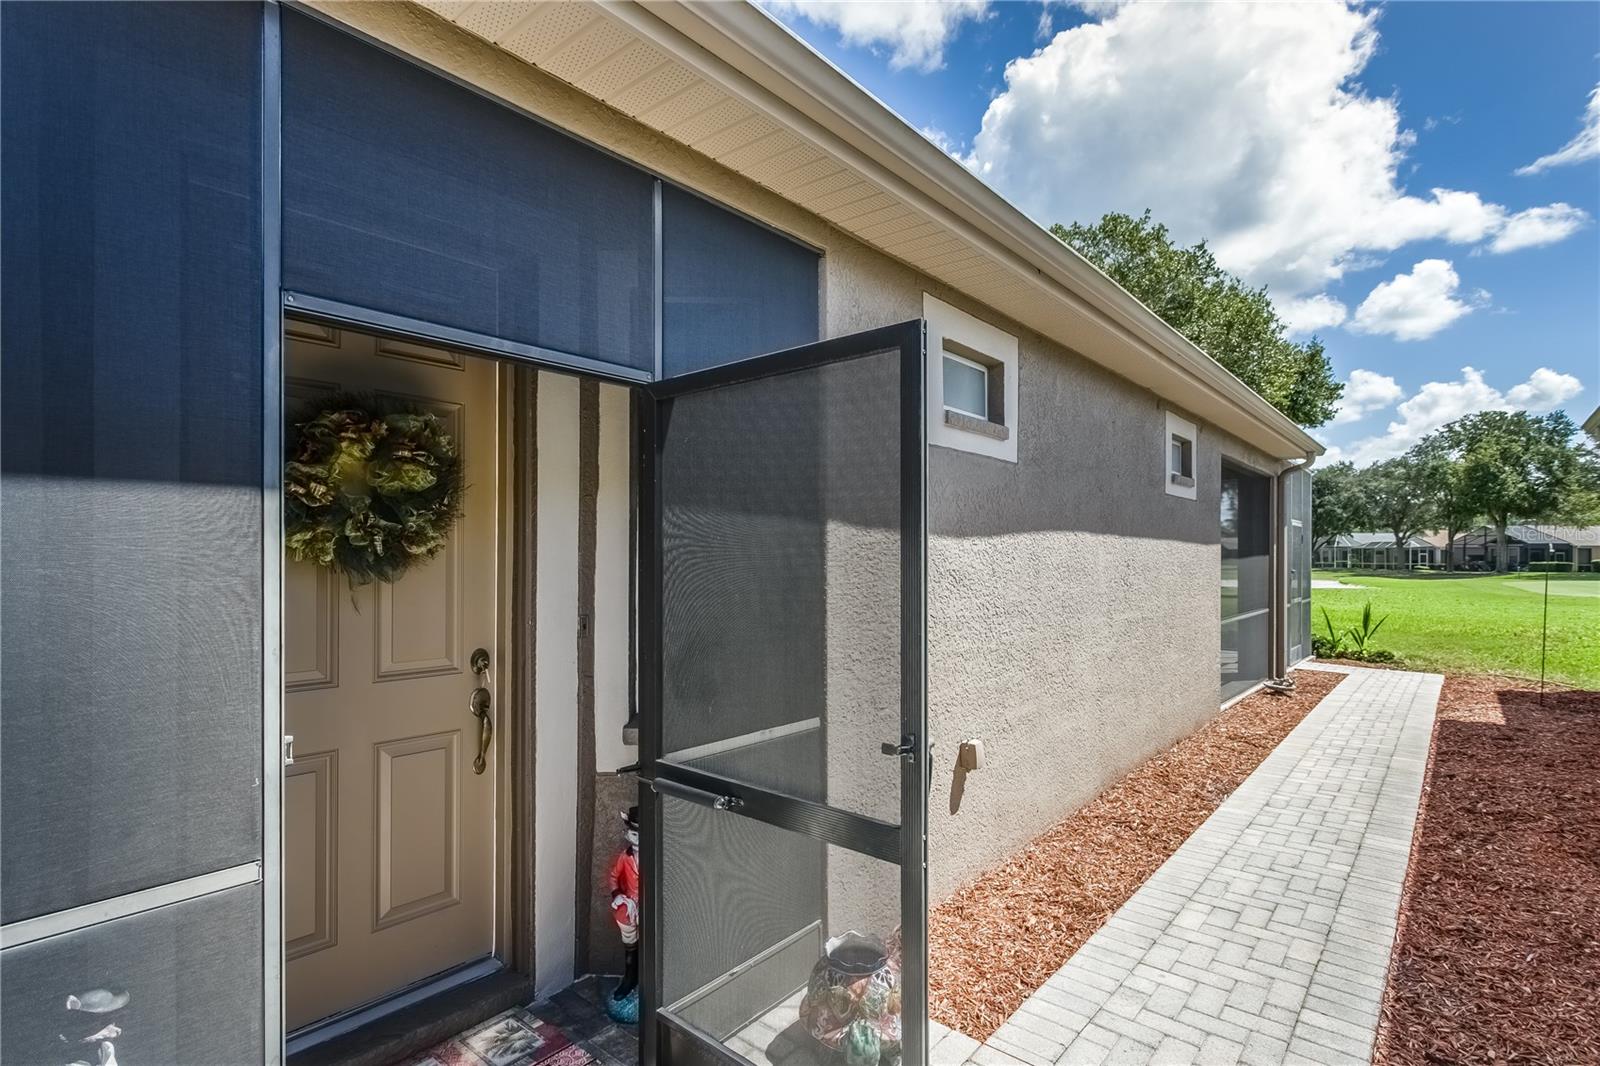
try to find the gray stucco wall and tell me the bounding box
[315,0,1289,909]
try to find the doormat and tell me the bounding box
[399,1008,596,1066]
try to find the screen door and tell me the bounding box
[640,321,928,1066]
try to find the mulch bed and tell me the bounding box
[928,668,1347,1040]
[1373,676,1600,1066]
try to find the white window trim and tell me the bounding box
[1164,410,1198,500]
[925,292,1018,463]
[941,350,990,419]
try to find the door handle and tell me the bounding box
[469,647,492,775]
[469,687,493,774]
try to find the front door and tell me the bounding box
[283,322,500,1031]
[640,323,929,1066]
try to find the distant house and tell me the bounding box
[1450,524,1600,569]
[1316,532,1443,569]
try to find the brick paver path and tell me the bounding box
[966,666,1441,1066]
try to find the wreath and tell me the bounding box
[285,393,464,584]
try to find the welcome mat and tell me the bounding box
[399,1008,596,1066]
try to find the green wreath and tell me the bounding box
[285,393,464,584]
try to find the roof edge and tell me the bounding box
[605,0,1324,461]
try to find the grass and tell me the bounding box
[1313,569,1600,689]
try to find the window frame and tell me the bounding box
[924,292,1019,462]
[941,350,991,421]
[1164,411,1199,500]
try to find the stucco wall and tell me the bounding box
[313,1,1287,907]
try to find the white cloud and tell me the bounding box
[1280,294,1349,335]
[1349,259,1485,342]
[1334,366,1584,465]
[762,0,988,71]
[1506,367,1585,409]
[919,125,968,162]
[1516,84,1600,175]
[1484,203,1592,254]
[1331,369,1403,424]
[960,2,1584,315]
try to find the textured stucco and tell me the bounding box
[311,0,1290,909]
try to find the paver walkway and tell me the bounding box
[966,665,1441,1066]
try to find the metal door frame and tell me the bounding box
[637,320,928,1066]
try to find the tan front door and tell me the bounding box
[283,322,500,1031]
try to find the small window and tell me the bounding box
[1170,433,1194,481]
[942,352,989,420]
[1164,411,1198,499]
[925,292,1018,461]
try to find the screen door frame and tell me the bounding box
[638,319,929,1066]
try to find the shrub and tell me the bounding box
[1528,561,1577,573]
[1317,602,1397,664]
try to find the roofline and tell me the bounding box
[1583,403,1600,438]
[604,0,1324,461]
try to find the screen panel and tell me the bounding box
[659,796,903,1065]
[282,11,656,373]
[657,351,904,825]
[0,1,265,922]
[662,185,820,377]
[1,884,264,1066]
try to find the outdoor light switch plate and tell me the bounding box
[957,739,984,772]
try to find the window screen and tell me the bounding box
[662,185,820,376]
[282,11,656,373]
[1,1,264,922]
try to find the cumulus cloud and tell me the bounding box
[960,2,1585,316]
[1331,369,1403,424]
[1334,366,1584,465]
[762,0,988,71]
[1484,203,1592,254]
[1507,367,1586,410]
[1516,84,1600,175]
[1280,294,1349,335]
[1349,259,1486,342]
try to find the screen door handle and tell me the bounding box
[881,735,918,762]
[649,776,744,812]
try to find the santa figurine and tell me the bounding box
[605,805,641,1023]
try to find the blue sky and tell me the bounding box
[763,1,1600,463]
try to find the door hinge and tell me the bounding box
[283,735,295,766]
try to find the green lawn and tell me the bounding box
[1312,569,1600,689]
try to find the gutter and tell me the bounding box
[607,0,1326,463]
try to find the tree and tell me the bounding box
[1311,461,1367,558]
[1052,210,1343,427]
[1410,434,1480,572]
[1442,410,1600,571]
[1363,456,1436,563]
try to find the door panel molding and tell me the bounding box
[374,394,465,682]
[285,751,339,960]
[373,731,462,930]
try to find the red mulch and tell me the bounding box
[1373,676,1600,1066]
[928,669,1347,1040]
